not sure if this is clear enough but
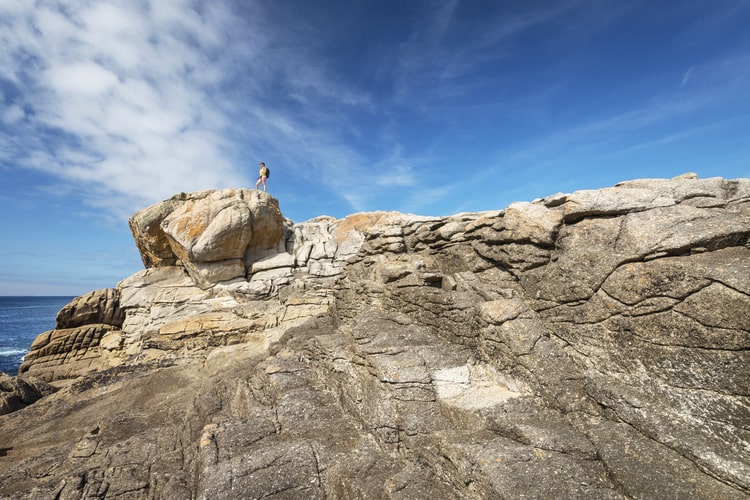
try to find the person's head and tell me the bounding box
[259,162,265,167]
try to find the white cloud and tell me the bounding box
[2,104,24,125]
[681,66,697,88]
[46,62,120,96]
[0,0,248,216]
[371,146,419,188]
[0,0,402,219]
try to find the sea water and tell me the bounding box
[0,296,73,376]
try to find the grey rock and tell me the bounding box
[0,373,55,415]
[1,176,748,499]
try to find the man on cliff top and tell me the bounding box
[255,162,269,192]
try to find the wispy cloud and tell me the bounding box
[387,1,595,107]
[1,1,748,225]
[0,1,249,217]
[466,44,750,198]
[680,65,697,88]
[0,1,404,220]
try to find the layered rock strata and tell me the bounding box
[1,177,749,499]
[19,289,125,382]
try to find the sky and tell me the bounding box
[1,0,749,296]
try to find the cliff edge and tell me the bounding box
[1,177,749,499]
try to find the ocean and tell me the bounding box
[0,296,74,376]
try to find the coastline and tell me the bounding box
[0,296,74,376]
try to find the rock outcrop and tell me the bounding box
[19,289,125,382]
[1,177,749,499]
[0,374,55,416]
[129,188,286,287]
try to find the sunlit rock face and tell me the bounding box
[3,176,750,499]
[129,188,287,287]
[19,288,125,382]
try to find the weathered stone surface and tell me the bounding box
[19,324,119,383]
[0,374,55,415]
[160,189,285,287]
[16,290,125,384]
[1,176,748,499]
[55,288,124,329]
[128,194,183,268]
[162,191,252,263]
[128,188,287,288]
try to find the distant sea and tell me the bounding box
[0,296,74,376]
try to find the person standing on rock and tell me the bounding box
[255,162,269,192]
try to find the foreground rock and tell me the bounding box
[0,374,55,416]
[1,178,749,499]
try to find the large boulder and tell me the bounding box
[19,324,120,383]
[129,189,287,288]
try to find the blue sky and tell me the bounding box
[1,0,749,296]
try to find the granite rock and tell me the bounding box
[1,176,748,499]
[0,373,55,416]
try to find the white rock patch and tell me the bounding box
[432,364,529,409]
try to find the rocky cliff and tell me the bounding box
[1,177,749,499]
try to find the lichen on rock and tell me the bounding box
[129,188,286,288]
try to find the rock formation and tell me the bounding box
[129,188,287,287]
[1,176,749,499]
[0,374,54,416]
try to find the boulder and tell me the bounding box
[55,288,124,329]
[14,290,125,384]
[0,373,55,415]
[128,194,184,268]
[129,189,286,288]
[161,190,254,263]
[19,324,119,383]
